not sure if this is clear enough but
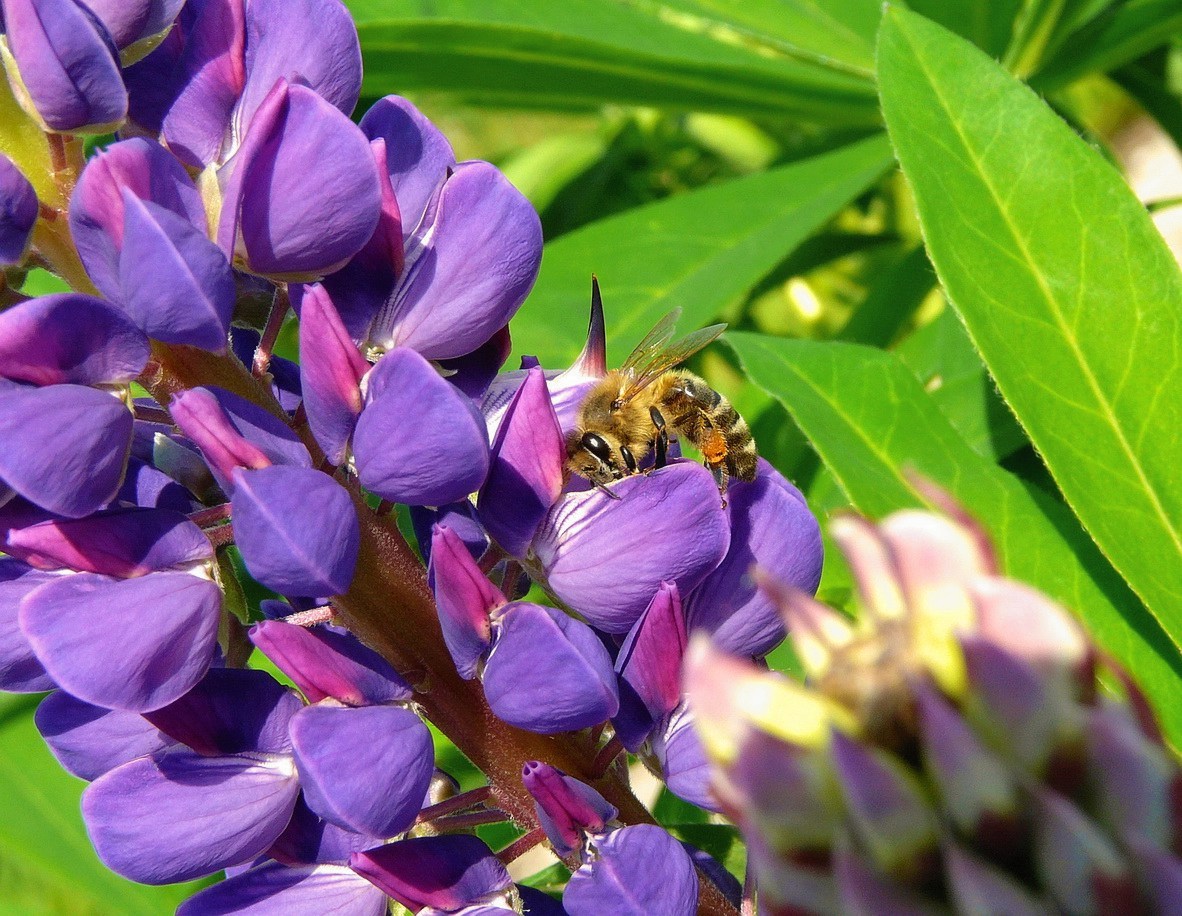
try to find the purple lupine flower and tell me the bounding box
[0,153,37,266]
[0,0,127,132]
[80,668,304,883]
[251,620,435,838]
[0,556,54,692]
[430,524,619,733]
[170,386,360,595]
[70,138,235,350]
[77,0,185,53]
[522,762,699,915]
[0,294,147,517]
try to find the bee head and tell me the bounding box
[570,431,625,485]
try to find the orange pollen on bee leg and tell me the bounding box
[702,430,728,465]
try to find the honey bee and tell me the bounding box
[567,282,758,498]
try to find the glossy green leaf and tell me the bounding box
[1032,0,1182,88]
[728,333,1182,744]
[657,0,881,73]
[513,134,894,367]
[0,696,204,913]
[879,7,1182,648]
[896,309,1028,462]
[346,0,878,124]
[837,243,935,347]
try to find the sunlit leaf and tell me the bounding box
[879,6,1182,650]
[728,334,1182,744]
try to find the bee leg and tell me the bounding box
[592,479,622,500]
[711,464,729,508]
[649,406,668,469]
[620,445,638,475]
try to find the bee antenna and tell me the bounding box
[572,276,607,377]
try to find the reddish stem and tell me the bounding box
[253,286,290,378]
[429,809,508,832]
[496,827,546,866]
[204,523,234,550]
[415,786,492,825]
[188,503,231,527]
[134,404,175,425]
[591,736,624,778]
[282,605,337,627]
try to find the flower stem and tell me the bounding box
[415,786,492,825]
[252,285,290,378]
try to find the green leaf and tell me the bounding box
[655,0,881,73]
[1113,59,1182,151]
[904,0,1023,58]
[346,0,879,124]
[1032,0,1182,88]
[837,243,935,347]
[0,697,205,913]
[728,334,1182,744]
[666,823,746,880]
[513,134,894,367]
[896,309,1028,462]
[879,7,1182,651]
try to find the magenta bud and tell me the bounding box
[427,525,500,679]
[168,387,273,489]
[521,761,617,858]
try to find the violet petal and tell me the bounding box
[144,667,302,756]
[36,691,172,780]
[0,559,54,692]
[2,0,127,132]
[118,193,235,350]
[483,603,618,734]
[564,825,698,916]
[178,861,387,916]
[3,507,211,576]
[0,293,149,386]
[533,463,730,634]
[350,835,512,912]
[250,620,412,706]
[0,383,132,517]
[370,161,542,360]
[353,347,490,506]
[521,761,616,859]
[20,571,220,711]
[684,461,822,658]
[83,750,300,884]
[477,366,564,557]
[427,524,500,679]
[231,465,359,596]
[296,283,368,465]
[650,705,719,812]
[290,704,434,838]
[0,154,37,265]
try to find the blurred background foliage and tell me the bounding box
[7,0,1182,910]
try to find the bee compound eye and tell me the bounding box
[581,432,614,463]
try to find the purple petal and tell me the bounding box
[169,387,274,488]
[237,0,361,127]
[118,193,235,350]
[290,704,434,837]
[533,463,730,633]
[250,620,411,706]
[217,80,380,277]
[144,667,302,756]
[830,730,939,875]
[616,582,685,728]
[477,367,564,556]
[350,835,512,912]
[20,571,220,711]
[269,795,382,867]
[0,559,54,691]
[35,691,172,780]
[2,0,127,132]
[0,293,149,386]
[684,461,822,658]
[650,705,718,812]
[353,347,490,506]
[359,95,456,236]
[833,844,944,915]
[414,501,488,568]
[1124,833,1182,913]
[521,761,616,858]
[83,750,300,884]
[428,525,500,678]
[483,603,618,733]
[944,843,1049,916]
[564,825,698,916]
[70,137,208,298]
[178,861,387,916]
[437,326,512,402]
[122,15,186,134]
[119,456,198,510]
[0,154,37,265]
[0,383,132,517]
[231,465,359,596]
[296,283,368,464]
[3,507,211,576]
[161,0,246,167]
[369,162,541,360]
[1032,789,1135,913]
[296,138,405,345]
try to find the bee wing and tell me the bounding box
[619,322,727,402]
[619,309,682,375]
